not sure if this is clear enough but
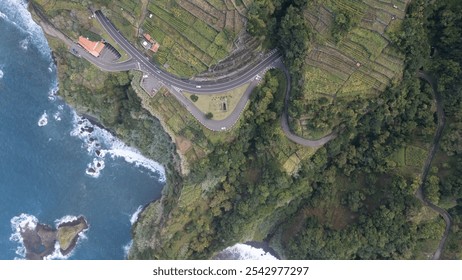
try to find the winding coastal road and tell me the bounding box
[96,10,281,94]
[415,71,452,260]
[92,10,337,145]
[33,6,333,144]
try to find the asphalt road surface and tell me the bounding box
[415,71,452,260]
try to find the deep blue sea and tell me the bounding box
[0,1,165,259]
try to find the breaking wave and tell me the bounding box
[103,145,166,181]
[37,111,48,127]
[217,244,278,260]
[19,37,28,50]
[45,215,88,260]
[0,11,8,20]
[9,214,88,260]
[71,113,166,181]
[0,0,52,58]
[9,213,38,259]
[123,240,133,259]
[54,215,79,227]
[130,205,143,225]
[48,82,59,101]
[0,69,3,79]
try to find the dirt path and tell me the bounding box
[415,71,452,260]
[136,0,149,37]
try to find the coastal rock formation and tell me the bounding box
[57,216,89,255]
[19,216,88,259]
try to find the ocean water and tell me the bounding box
[0,0,165,259]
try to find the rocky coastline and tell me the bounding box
[19,216,88,260]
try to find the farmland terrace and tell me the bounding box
[288,0,411,140]
[32,0,262,79]
[141,0,262,78]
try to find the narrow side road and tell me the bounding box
[279,62,336,147]
[415,71,452,260]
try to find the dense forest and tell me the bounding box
[425,0,462,258]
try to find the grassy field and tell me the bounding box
[142,0,249,77]
[183,83,250,120]
[282,145,318,175]
[294,0,410,138]
[388,147,406,167]
[405,145,428,167]
[388,145,428,171]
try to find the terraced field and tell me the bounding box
[294,0,410,138]
[33,0,145,41]
[142,0,250,77]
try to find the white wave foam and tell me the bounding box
[53,111,61,121]
[44,230,88,260]
[0,0,52,58]
[54,215,79,227]
[44,215,88,260]
[102,146,166,182]
[10,214,88,260]
[130,205,143,225]
[0,69,3,79]
[70,113,166,181]
[86,158,105,178]
[0,11,8,20]
[19,37,29,50]
[123,240,133,259]
[43,241,69,260]
[48,62,54,72]
[219,244,278,260]
[10,213,39,259]
[47,81,59,101]
[38,111,48,127]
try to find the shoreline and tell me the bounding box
[80,113,116,135]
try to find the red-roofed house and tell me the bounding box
[143,33,152,42]
[142,33,160,53]
[150,43,160,53]
[78,36,105,57]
